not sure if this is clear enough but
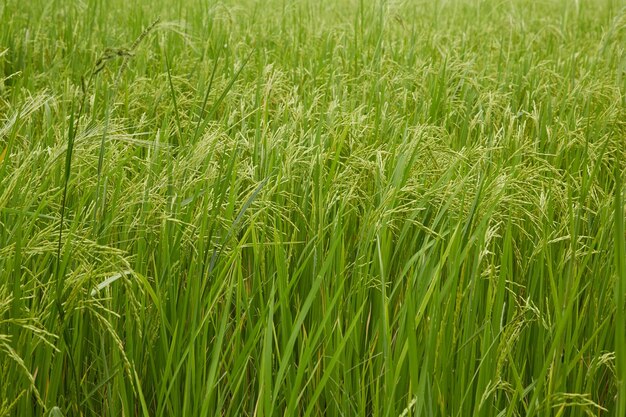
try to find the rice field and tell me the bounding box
[1,0,626,416]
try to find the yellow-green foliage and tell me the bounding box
[1,0,625,416]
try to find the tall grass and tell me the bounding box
[1,0,625,416]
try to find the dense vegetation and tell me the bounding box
[1,0,626,416]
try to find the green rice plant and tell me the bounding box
[1,0,625,416]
